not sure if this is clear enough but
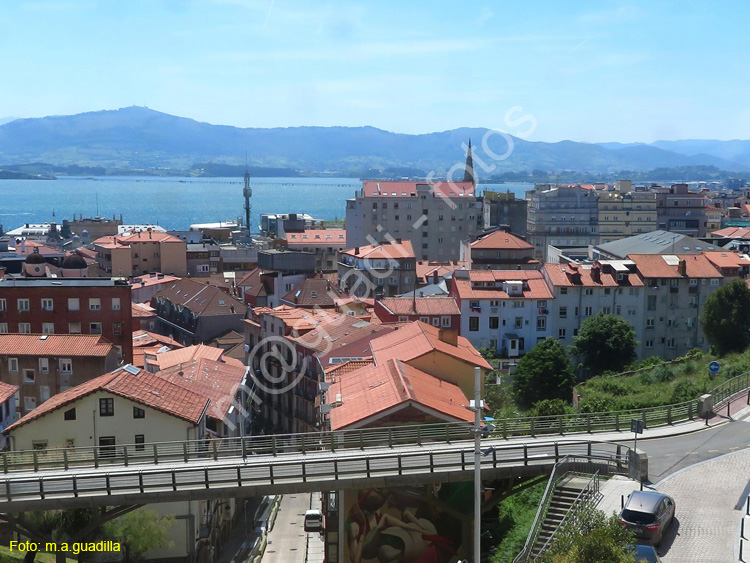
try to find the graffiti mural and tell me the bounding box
[343,483,472,563]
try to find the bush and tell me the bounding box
[578,397,616,413]
[530,399,570,417]
[653,364,675,383]
[670,380,703,403]
[639,355,665,369]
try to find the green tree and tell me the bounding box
[539,510,636,563]
[104,508,174,563]
[572,314,637,375]
[700,279,750,356]
[512,338,575,408]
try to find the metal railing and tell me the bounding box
[4,370,750,476]
[513,457,613,563]
[0,441,629,512]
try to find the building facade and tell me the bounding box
[338,240,417,298]
[597,181,658,243]
[655,184,708,237]
[482,190,527,236]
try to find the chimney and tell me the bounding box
[678,259,687,277]
[432,270,438,284]
[438,328,458,346]
[591,264,601,283]
[355,247,360,254]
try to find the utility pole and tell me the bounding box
[474,365,481,562]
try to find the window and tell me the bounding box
[0,299,5,311]
[23,369,35,384]
[99,398,114,416]
[59,358,72,373]
[537,300,547,308]
[710,279,719,287]
[602,307,611,315]
[584,306,593,316]
[89,298,101,311]
[68,322,81,334]
[99,436,116,457]
[646,318,655,329]
[489,317,499,329]
[441,316,451,327]
[558,328,566,339]
[40,386,50,402]
[39,358,49,373]
[0,323,7,333]
[8,358,18,373]
[431,317,440,327]
[68,298,80,311]
[135,434,145,451]
[515,317,523,329]
[64,408,76,421]
[111,297,121,311]
[90,322,102,335]
[18,323,31,333]
[560,287,567,295]
[24,397,36,412]
[133,407,145,419]
[584,288,593,296]
[17,299,30,312]
[113,321,122,335]
[537,316,546,331]
[197,264,210,273]
[41,298,53,311]
[419,316,430,324]
[559,306,567,319]
[469,317,479,331]
[42,323,54,334]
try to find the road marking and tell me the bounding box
[708,449,720,453]
[731,447,740,451]
[686,451,699,454]
[664,453,675,457]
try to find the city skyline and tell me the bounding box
[1,0,749,143]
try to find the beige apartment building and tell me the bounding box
[597,180,658,243]
[93,230,187,277]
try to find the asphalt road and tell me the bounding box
[639,408,750,483]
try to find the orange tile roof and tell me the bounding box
[415,260,468,282]
[157,358,246,420]
[6,365,209,432]
[286,229,346,246]
[0,381,18,404]
[471,230,533,250]
[294,314,394,356]
[132,302,156,318]
[119,231,184,244]
[340,240,415,260]
[370,321,491,370]
[628,254,722,279]
[0,334,116,357]
[452,270,554,300]
[703,251,750,271]
[377,297,460,316]
[543,263,644,288]
[13,240,62,256]
[132,330,184,350]
[712,226,750,239]
[129,274,182,288]
[328,359,473,430]
[362,180,475,198]
[153,344,226,371]
[324,359,375,377]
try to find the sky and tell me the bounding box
[0,0,749,143]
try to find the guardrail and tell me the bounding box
[4,370,749,475]
[0,441,629,512]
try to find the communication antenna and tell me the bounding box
[243,152,252,235]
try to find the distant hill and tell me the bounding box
[0,107,747,175]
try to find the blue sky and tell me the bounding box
[0,0,748,142]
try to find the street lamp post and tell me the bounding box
[473,366,481,563]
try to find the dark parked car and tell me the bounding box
[619,490,675,546]
[630,544,662,562]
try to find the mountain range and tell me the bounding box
[0,107,748,176]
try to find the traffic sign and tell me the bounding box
[630,418,644,434]
[709,361,720,373]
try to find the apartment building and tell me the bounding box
[597,181,658,243]
[450,269,553,356]
[338,240,416,298]
[526,184,599,261]
[655,183,708,237]
[628,254,722,359]
[186,240,221,277]
[469,229,538,270]
[93,230,188,277]
[482,190,527,236]
[0,333,119,419]
[285,229,346,271]
[345,180,482,261]
[0,278,133,362]
[372,296,461,330]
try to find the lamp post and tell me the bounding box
[473,366,481,562]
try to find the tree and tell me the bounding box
[701,279,750,356]
[539,510,636,563]
[572,314,637,375]
[512,338,575,408]
[104,508,174,562]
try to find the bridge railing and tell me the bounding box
[0,441,630,509]
[4,369,749,475]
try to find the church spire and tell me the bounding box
[463,138,476,187]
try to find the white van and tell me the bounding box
[304,509,323,533]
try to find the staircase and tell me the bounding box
[529,476,592,558]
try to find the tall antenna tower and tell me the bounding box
[243,153,252,234]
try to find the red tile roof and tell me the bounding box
[340,240,415,260]
[6,366,209,432]
[286,229,346,246]
[328,359,473,430]
[132,302,156,318]
[471,231,533,250]
[0,381,18,404]
[711,226,750,239]
[377,297,460,316]
[153,344,226,371]
[370,321,491,370]
[452,270,554,300]
[543,263,644,288]
[157,358,246,420]
[361,180,475,198]
[129,274,182,288]
[415,261,468,283]
[118,231,184,244]
[703,251,750,271]
[628,254,722,279]
[132,330,184,350]
[154,278,245,317]
[0,334,116,357]
[281,277,346,308]
[324,359,375,377]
